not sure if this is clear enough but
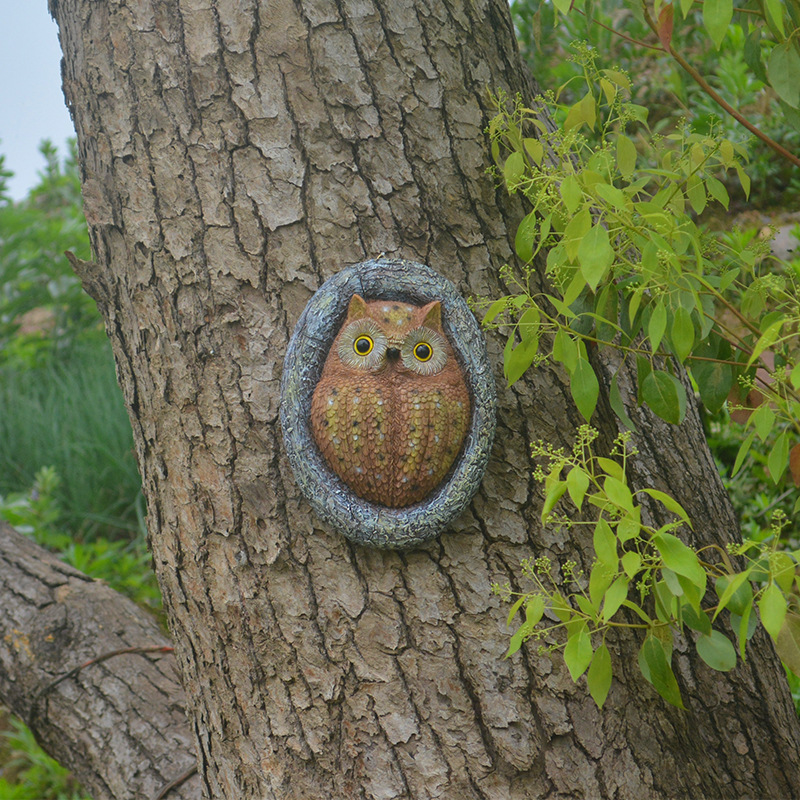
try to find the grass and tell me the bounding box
[0,338,142,540]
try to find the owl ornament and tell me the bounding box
[311,295,471,508]
[280,258,496,549]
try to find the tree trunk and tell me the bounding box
[48,0,800,797]
[0,521,199,799]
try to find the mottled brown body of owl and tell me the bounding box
[310,294,471,508]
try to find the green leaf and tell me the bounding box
[587,643,613,707]
[763,0,786,37]
[506,595,526,626]
[552,592,573,623]
[732,430,756,477]
[767,431,790,484]
[731,604,757,660]
[703,0,732,49]
[714,572,753,619]
[525,594,546,628]
[682,604,712,635]
[570,356,600,422]
[597,457,624,481]
[565,92,597,131]
[654,578,678,622]
[696,630,737,671]
[577,224,614,291]
[692,358,732,414]
[553,328,579,372]
[483,296,508,325]
[752,403,775,442]
[594,182,629,212]
[662,567,684,597]
[768,42,800,109]
[523,137,544,165]
[604,476,634,513]
[507,626,526,656]
[677,573,704,613]
[775,613,800,675]
[564,622,594,681]
[638,488,692,527]
[616,134,637,178]
[617,509,642,543]
[648,300,668,352]
[505,335,539,386]
[594,518,618,568]
[589,561,616,608]
[639,635,685,708]
[515,211,539,263]
[790,361,800,390]
[603,68,631,90]
[567,466,590,510]
[504,151,526,187]
[622,550,642,579]
[576,594,598,618]
[560,174,583,215]
[541,478,568,522]
[670,306,694,363]
[636,355,652,405]
[564,209,592,260]
[641,369,687,424]
[686,174,706,215]
[759,582,788,640]
[622,600,653,625]
[706,176,729,209]
[773,552,796,593]
[653,532,706,591]
[563,269,588,307]
[602,576,630,621]
[747,317,784,369]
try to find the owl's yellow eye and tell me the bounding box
[414,342,433,362]
[353,335,374,356]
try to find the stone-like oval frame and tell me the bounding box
[279,258,496,548]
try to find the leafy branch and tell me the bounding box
[484,52,800,488]
[493,428,800,708]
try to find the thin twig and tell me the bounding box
[641,5,800,169]
[153,766,198,800]
[28,645,174,728]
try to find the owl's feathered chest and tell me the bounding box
[310,366,470,508]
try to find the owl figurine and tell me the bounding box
[310,294,471,508]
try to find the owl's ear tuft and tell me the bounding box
[419,300,443,330]
[346,294,371,320]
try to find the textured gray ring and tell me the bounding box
[279,258,496,549]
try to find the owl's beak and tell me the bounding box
[386,347,401,360]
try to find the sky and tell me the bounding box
[0,5,76,200]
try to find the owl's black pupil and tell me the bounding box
[355,337,372,354]
[415,343,432,361]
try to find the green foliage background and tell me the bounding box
[0,144,156,798]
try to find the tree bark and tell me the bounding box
[46,0,800,797]
[0,521,199,800]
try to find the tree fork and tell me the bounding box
[44,0,800,797]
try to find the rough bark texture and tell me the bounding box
[47,0,800,797]
[0,521,199,799]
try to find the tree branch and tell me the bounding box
[641,5,800,170]
[0,521,199,800]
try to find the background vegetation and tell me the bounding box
[0,145,156,798]
[1,0,799,793]
[495,0,800,710]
